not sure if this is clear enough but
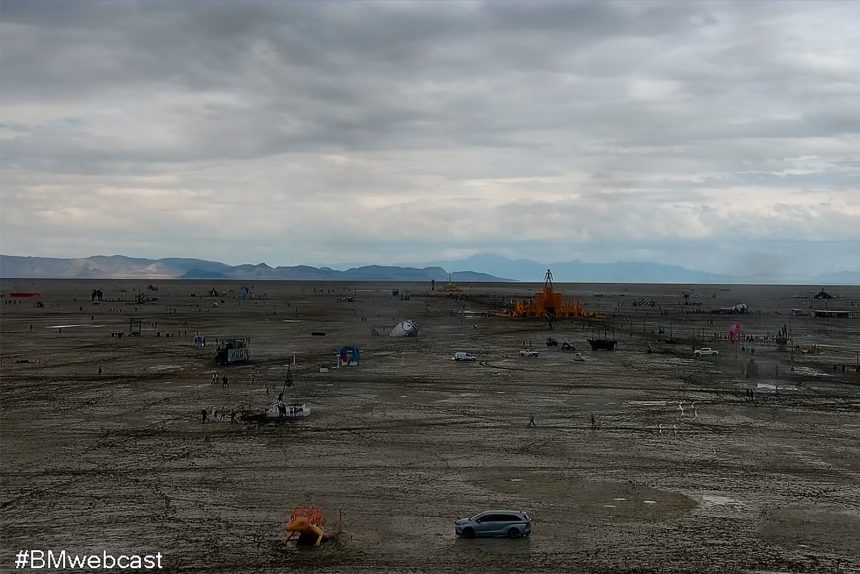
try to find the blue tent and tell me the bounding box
[339,346,360,366]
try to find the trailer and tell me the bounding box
[588,338,617,351]
[215,337,250,365]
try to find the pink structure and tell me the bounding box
[728,323,744,342]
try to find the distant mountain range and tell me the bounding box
[423,254,735,284]
[0,255,509,282]
[422,254,858,285]
[0,254,857,284]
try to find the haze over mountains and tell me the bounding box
[428,254,860,285]
[1,254,857,284]
[0,255,507,282]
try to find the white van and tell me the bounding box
[453,352,477,361]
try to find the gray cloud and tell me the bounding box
[1,0,858,275]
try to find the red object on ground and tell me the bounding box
[289,505,326,526]
[8,292,40,298]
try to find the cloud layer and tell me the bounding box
[2,1,858,276]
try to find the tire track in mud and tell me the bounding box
[0,405,191,512]
[4,283,860,572]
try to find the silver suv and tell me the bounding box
[454,510,532,539]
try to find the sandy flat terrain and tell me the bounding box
[1,280,859,573]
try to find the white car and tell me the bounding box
[453,352,477,361]
[519,349,538,357]
[693,347,719,357]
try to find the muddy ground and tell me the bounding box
[1,280,859,573]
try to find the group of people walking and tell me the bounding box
[211,372,229,387]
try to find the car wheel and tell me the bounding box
[462,527,475,538]
[507,527,521,539]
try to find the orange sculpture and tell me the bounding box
[510,269,583,323]
[438,274,462,295]
[284,506,342,546]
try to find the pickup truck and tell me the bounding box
[519,349,539,357]
[693,347,719,357]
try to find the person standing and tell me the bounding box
[277,393,287,417]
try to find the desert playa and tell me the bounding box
[1,279,859,573]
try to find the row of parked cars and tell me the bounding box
[453,348,549,360]
[453,349,540,359]
[457,347,721,361]
[454,337,582,362]
[453,348,563,359]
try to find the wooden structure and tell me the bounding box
[509,269,583,326]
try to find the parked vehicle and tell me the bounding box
[588,338,617,351]
[215,337,250,365]
[519,349,538,357]
[453,352,477,361]
[694,347,720,357]
[455,510,532,539]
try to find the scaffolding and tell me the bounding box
[509,269,584,322]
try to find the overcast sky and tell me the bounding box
[1,0,858,276]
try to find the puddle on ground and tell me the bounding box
[701,495,739,507]
[756,383,800,392]
[472,471,694,521]
[792,366,832,377]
